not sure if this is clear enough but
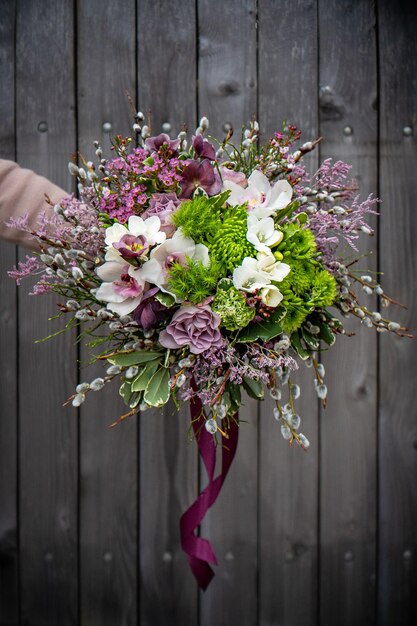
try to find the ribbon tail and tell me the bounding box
[180,386,239,590]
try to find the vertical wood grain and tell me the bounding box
[0,1,19,623]
[197,2,258,625]
[318,2,378,624]
[77,2,138,625]
[136,2,199,624]
[378,1,417,624]
[258,2,320,625]
[15,1,78,624]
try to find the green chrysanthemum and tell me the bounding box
[209,204,256,273]
[310,269,337,307]
[212,285,255,331]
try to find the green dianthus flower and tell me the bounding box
[277,223,317,260]
[212,285,255,331]
[280,258,316,296]
[280,287,312,334]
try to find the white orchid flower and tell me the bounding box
[104,215,166,262]
[95,261,146,316]
[140,229,210,298]
[247,214,283,254]
[223,169,293,218]
[260,284,284,308]
[256,251,291,282]
[232,257,271,293]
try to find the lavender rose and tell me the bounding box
[142,192,180,236]
[159,304,223,354]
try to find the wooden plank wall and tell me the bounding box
[0,1,416,625]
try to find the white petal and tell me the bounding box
[223,180,248,206]
[265,231,281,247]
[247,169,271,196]
[128,264,146,286]
[247,231,262,248]
[105,222,128,246]
[269,179,293,210]
[97,261,124,282]
[241,257,259,271]
[260,285,283,307]
[104,247,123,263]
[95,282,125,303]
[247,213,259,229]
[108,297,142,316]
[193,243,210,266]
[144,215,161,233]
[233,262,269,292]
[259,217,275,237]
[153,230,167,244]
[140,258,164,285]
[251,205,275,218]
[269,262,291,282]
[127,215,145,236]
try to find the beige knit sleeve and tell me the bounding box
[0,159,67,249]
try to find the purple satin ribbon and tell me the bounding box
[180,390,239,590]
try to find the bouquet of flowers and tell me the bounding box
[8,114,409,588]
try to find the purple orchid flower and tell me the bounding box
[133,287,168,330]
[179,159,222,199]
[192,134,216,160]
[145,133,180,154]
[112,234,149,262]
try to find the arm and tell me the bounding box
[0,159,67,249]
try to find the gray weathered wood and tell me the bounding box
[0,1,19,623]
[258,2,320,625]
[15,1,78,624]
[76,2,138,625]
[0,3,417,624]
[136,2,199,624]
[378,1,417,624]
[318,2,378,624]
[197,2,258,624]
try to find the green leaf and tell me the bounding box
[154,291,176,307]
[237,320,282,343]
[131,359,161,392]
[228,382,241,410]
[107,351,163,367]
[119,381,132,405]
[269,305,286,324]
[274,200,300,223]
[322,309,343,330]
[301,328,320,350]
[296,211,308,224]
[217,278,234,291]
[319,322,336,346]
[144,367,171,407]
[211,189,231,209]
[242,377,264,400]
[290,331,310,360]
